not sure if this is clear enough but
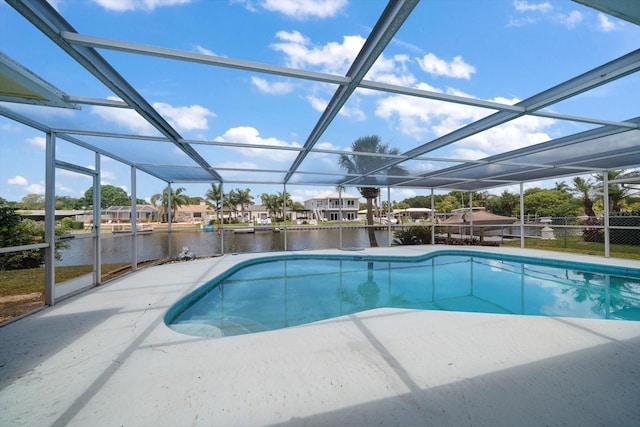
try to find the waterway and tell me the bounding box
[55,228,393,267]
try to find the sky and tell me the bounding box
[1,0,639,206]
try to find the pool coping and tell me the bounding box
[1,246,639,426]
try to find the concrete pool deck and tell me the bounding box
[1,246,639,426]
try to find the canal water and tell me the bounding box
[56,228,393,266]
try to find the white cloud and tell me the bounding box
[451,114,554,158]
[91,97,215,134]
[272,31,415,84]
[216,160,260,178]
[0,123,22,132]
[597,13,622,32]
[218,160,259,169]
[8,175,28,186]
[101,169,117,180]
[26,136,46,150]
[364,54,416,87]
[375,83,556,158]
[56,184,76,194]
[511,1,585,29]
[449,147,490,161]
[215,126,300,162]
[153,102,216,131]
[559,10,583,28]
[340,104,365,121]
[305,140,345,172]
[416,53,476,80]
[26,183,46,195]
[57,169,92,179]
[513,1,552,14]
[258,0,347,19]
[271,30,417,115]
[194,45,219,56]
[306,95,365,120]
[251,77,294,94]
[90,0,193,12]
[91,97,158,135]
[272,31,363,75]
[375,82,490,140]
[10,175,46,195]
[307,95,328,112]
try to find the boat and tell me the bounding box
[233,227,255,234]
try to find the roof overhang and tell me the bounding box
[573,0,640,25]
[0,52,78,109]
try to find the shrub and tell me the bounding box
[392,226,432,246]
[581,217,604,243]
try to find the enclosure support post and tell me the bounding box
[131,165,137,271]
[469,191,473,241]
[431,189,435,245]
[167,182,172,259]
[283,183,288,251]
[94,153,101,285]
[520,183,525,249]
[387,187,392,247]
[44,131,56,306]
[338,186,343,249]
[603,170,610,258]
[220,183,224,255]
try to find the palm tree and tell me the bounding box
[339,135,407,247]
[260,193,279,219]
[234,188,254,222]
[570,176,595,217]
[593,170,634,212]
[150,186,189,222]
[260,192,292,221]
[275,191,293,221]
[554,181,570,193]
[204,183,223,219]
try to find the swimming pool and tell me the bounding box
[165,250,640,338]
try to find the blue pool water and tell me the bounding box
[165,251,640,338]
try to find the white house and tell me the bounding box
[304,191,360,221]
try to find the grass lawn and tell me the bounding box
[501,235,640,260]
[0,262,154,323]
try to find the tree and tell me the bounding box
[260,193,279,219]
[0,206,69,270]
[275,192,293,220]
[593,170,635,213]
[554,181,570,193]
[230,188,254,222]
[339,135,407,247]
[150,186,189,222]
[496,190,519,217]
[570,176,596,217]
[402,195,430,208]
[435,194,460,213]
[55,196,84,210]
[260,192,292,221]
[21,194,45,210]
[205,183,223,218]
[522,189,578,218]
[84,185,130,209]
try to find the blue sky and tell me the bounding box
[1,0,638,206]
